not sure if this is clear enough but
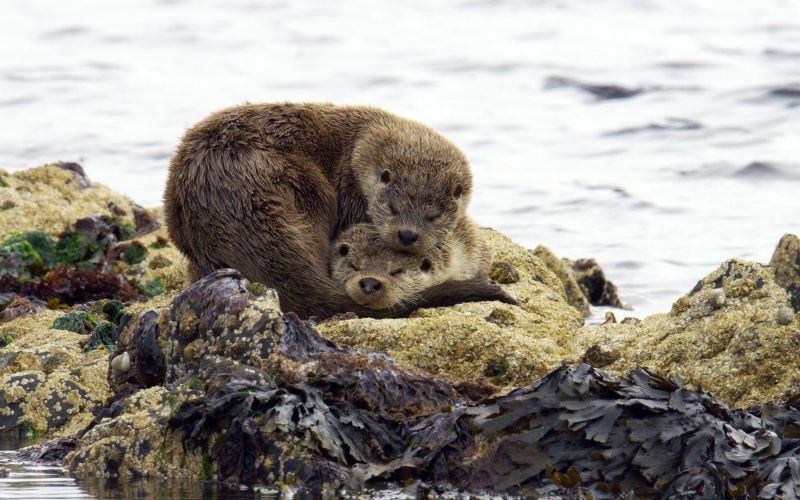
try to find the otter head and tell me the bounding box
[331,224,438,309]
[352,119,472,255]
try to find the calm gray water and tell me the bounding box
[0,0,799,495]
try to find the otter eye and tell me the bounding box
[389,203,399,216]
[338,244,349,257]
[420,258,432,272]
[453,184,463,199]
[380,169,392,184]
[390,269,404,277]
[426,213,442,223]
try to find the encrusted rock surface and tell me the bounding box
[771,233,800,311]
[532,244,591,317]
[0,164,186,437]
[318,230,585,386]
[0,310,111,436]
[4,164,800,496]
[571,258,800,407]
[61,271,800,497]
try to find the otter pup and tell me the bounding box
[165,103,508,318]
[332,222,492,309]
[331,224,436,309]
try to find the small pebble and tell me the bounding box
[709,289,726,309]
[111,352,131,374]
[776,306,795,325]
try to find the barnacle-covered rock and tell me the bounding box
[770,233,800,311]
[571,258,800,407]
[318,230,585,386]
[566,256,625,308]
[0,164,137,238]
[532,244,591,317]
[0,310,111,436]
[62,271,800,497]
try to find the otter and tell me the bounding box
[331,224,436,309]
[165,102,511,318]
[332,221,491,309]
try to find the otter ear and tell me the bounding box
[338,244,350,257]
[380,169,393,184]
[453,184,463,199]
[420,258,432,273]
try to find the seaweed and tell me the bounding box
[1,266,139,305]
[66,269,800,496]
[0,237,45,278]
[122,242,147,265]
[139,277,165,298]
[52,310,96,334]
[85,321,116,351]
[101,299,128,325]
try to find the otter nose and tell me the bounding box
[397,230,419,247]
[359,278,383,296]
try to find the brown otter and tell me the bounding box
[331,224,436,309]
[164,102,510,318]
[331,220,492,309]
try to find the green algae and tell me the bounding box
[52,310,96,333]
[4,231,58,268]
[56,233,102,265]
[101,299,128,325]
[0,237,45,278]
[246,281,268,296]
[123,242,147,265]
[149,236,169,249]
[140,277,165,298]
[85,321,116,352]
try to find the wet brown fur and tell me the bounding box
[164,102,512,318]
[331,221,491,309]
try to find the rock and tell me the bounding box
[6,164,800,496]
[567,257,626,308]
[0,165,136,238]
[56,162,92,189]
[770,233,800,311]
[571,259,800,407]
[0,310,111,436]
[532,245,591,317]
[318,229,584,386]
[60,275,800,496]
[0,184,186,306]
[0,297,42,325]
